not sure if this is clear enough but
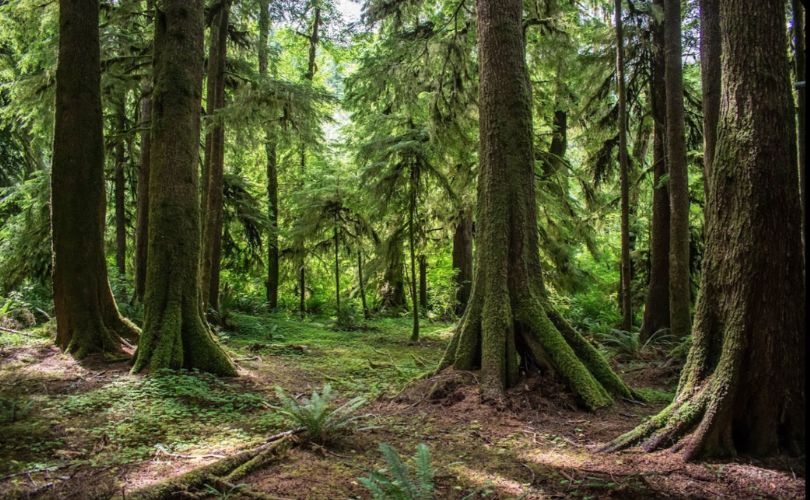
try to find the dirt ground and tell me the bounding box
[0,317,805,499]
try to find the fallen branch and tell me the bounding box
[0,326,37,338]
[125,428,304,500]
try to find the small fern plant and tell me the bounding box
[359,442,434,500]
[273,384,366,444]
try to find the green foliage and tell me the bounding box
[359,442,434,500]
[272,383,366,444]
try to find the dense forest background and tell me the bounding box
[0,0,805,497]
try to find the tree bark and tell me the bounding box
[438,0,635,408]
[357,250,370,319]
[334,216,341,316]
[380,229,406,311]
[408,171,419,342]
[640,0,670,343]
[793,0,806,238]
[451,208,473,316]
[418,254,427,313]
[615,0,632,332]
[132,0,236,376]
[52,0,138,358]
[699,0,720,200]
[258,0,279,310]
[134,83,152,302]
[114,101,127,276]
[664,0,691,338]
[200,0,230,313]
[605,0,805,459]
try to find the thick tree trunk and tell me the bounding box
[451,208,473,316]
[200,0,230,313]
[793,0,806,237]
[134,83,152,302]
[699,0,720,200]
[615,0,632,332]
[52,0,138,358]
[664,0,691,338]
[438,0,635,409]
[258,0,279,310]
[114,102,127,276]
[380,230,406,311]
[640,0,670,342]
[605,0,805,459]
[132,0,236,376]
[357,250,370,319]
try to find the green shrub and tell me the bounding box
[359,442,434,500]
[272,383,366,444]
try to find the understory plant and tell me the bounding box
[273,383,366,444]
[359,442,434,500]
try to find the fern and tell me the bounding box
[359,442,434,500]
[273,384,366,444]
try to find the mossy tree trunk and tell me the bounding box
[380,229,406,311]
[605,0,805,459]
[451,208,473,316]
[664,0,691,339]
[52,0,138,358]
[200,0,230,313]
[114,101,127,277]
[639,0,670,343]
[408,168,419,342]
[614,0,632,332]
[132,0,236,376]
[437,0,636,409]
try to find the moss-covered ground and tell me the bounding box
[0,314,804,498]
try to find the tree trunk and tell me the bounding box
[380,230,406,311]
[114,102,127,276]
[334,216,341,316]
[451,208,473,316]
[52,0,138,358]
[640,0,670,343]
[615,0,632,332]
[357,250,369,319]
[793,0,806,238]
[134,83,151,302]
[258,0,279,310]
[200,0,230,313]
[132,0,236,376]
[437,0,635,408]
[664,0,691,338]
[418,254,427,314]
[605,0,805,459]
[408,173,419,342]
[699,0,720,200]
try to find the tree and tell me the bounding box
[604,0,805,459]
[793,0,806,234]
[114,100,127,276]
[614,0,632,332]
[436,0,635,408]
[135,82,152,302]
[639,0,670,342]
[451,208,473,316]
[664,0,691,338]
[201,0,231,312]
[131,0,236,376]
[699,0,720,199]
[51,0,139,359]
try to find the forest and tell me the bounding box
[0,0,805,497]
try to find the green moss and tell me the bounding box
[635,387,675,404]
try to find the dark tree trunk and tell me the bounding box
[793,0,806,236]
[334,216,341,316]
[438,0,635,408]
[132,0,235,376]
[408,174,419,341]
[258,0,279,310]
[451,208,473,316]
[418,254,427,313]
[52,0,138,358]
[664,0,691,338]
[134,84,151,302]
[114,102,127,276]
[380,230,406,311]
[357,250,370,319]
[615,0,632,332]
[699,0,720,199]
[640,0,670,342]
[200,0,230,313]
[606,0,805,459]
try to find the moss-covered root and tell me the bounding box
[124,431,295,499]
[518,302,612,411]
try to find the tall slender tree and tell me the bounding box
[201,0,231,312]
[135,82,152,302]
[664,0,691,338]
[793,0,806,234]
[114,101,127,276]
[699,0,720,199]
[615,0,632,331]
[605,0,805,459]
[436,0,636,408]
[132,0,236,375]
[639,0,670,342]
[51,0,138,358]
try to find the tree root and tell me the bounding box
[124,428,303,499]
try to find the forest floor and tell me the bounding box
[0,313,805,499]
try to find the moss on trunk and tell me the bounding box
[132,0,235,376]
